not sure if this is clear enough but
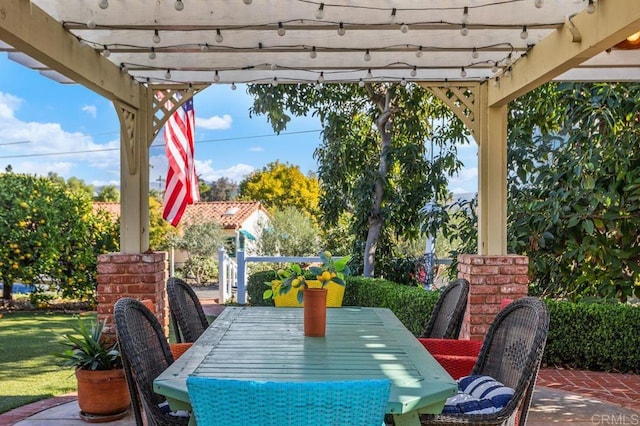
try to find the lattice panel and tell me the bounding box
[150,85,207,140]
[420,83,480,137]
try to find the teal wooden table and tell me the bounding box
[154,306,457,426]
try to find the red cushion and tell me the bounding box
[418,338,483,379]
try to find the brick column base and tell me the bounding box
[97,252,169,337]
[457,254,529,341]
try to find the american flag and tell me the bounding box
[162,95,199,226]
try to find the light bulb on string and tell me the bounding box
[152,30,161,44]
[400,78,407,87]
[520,26,528,39]
[472,48,479,59]
[120,63,128,73]
[316,3,325,19]
[444,78,450,88]
[462,7,469,24]
[318,72,325,84]
[175,0,184,11]
[165,69,172,79]
[231,82,237,90]
[400,23,409,33]
[102,45,111,57]
[460,24,469,36]
[504,67,512,78]
[416,46,423,58]
[364,49,371,61]
[358,78,365,88]
[534,0,543,8]
[98,0,108,10]
[213,70,220,82]
[149,48,156,60]
[310,46,317,59]
[586,0,595,14]
[504,53,512,66]
[493,77,500,87]
[491,62,499,73]
[277,22,286,36]
[87,20,96,29]
[337,23,346,36]
[410,66,417,77]
[271,77,278,87]
[366,69,373,79]
[270,63,277,71]
[389,8,397,24]
[215,29,224,43]
[460,67,467,78]
[201,43,209,52]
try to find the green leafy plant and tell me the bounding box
[55,317,122,371]
[263,251,351,303]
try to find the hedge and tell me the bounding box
[247,272,640,373]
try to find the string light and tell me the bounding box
[364,49,371,61]
[491,62,499,73]
[213,70,220,82]
[366,69,373,79]
[231,82,237,90]
[271,77,278,86]
[444,78,450,88]
[277,22,286,36]
[534,0,543,8]
[520,26,528,39]
[310,47,317,59]
[164,69,172,79]
[389,8,397,24]
[504,67,512,78]
[270,63,277,71]
[358,78,365,88]
[215,29,224,43]
[416,46,423,58]
[149,47,156,60]
[410,66,417,77]
[120,63,128,73]
[460,67,467,78]
[462,7,469,24]
[152,30,161,44]
[472,48,479,59]
[400,23,409,33]
[318,72,325,84]
[460,24,469,36]
[337,22,346,36]
[87,20,96,29]
[493,77,500,87]
[316,3,325,19]
[98,0,108,10]
[400,77,407,86]
[201,43,209,52]
[102,45,111,57]
[504,53,513,66]
[174,0,184,11]
[586,0,595,14]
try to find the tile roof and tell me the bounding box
[93,201,267,230]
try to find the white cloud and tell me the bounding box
[195,159,253,183]
[448,167,478,194]
[0,92,22,120]
[197,114,232,130]
[249,146,264,152]
[82,104,97,118]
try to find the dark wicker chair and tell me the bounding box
[166,277,209,343]
[114,297,190,426]
[419,297,550,426]
[421,278,470,339]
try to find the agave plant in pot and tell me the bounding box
[55,317,131,421]
[264,251,351,337]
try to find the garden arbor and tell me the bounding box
[1,0,640,336]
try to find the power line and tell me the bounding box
[0,129,322,160]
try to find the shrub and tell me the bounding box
[544,299,640,373]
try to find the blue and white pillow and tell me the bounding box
[158,400,190,418]
[442,375,514,415]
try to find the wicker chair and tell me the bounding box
[166,277,209,343]
[187,377,391,426]
[421,278,469,339]
[114,297,190,426]
[419,297,550,426]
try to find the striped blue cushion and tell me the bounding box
[442,375,514,415]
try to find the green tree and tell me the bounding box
[200,177,238,201]
[0,172,118,304]
[95,184,120,202]
[256,206,320,256]
[149,196,175,251]
[238,161,320,218]
[65,176,94,199]
[171,220,225,285]
[248,83,467,276]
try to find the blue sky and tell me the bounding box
[0,54,477,194]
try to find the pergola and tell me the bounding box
[1,0,639,256]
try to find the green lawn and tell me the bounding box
[0,311,95,414]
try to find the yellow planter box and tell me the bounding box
[273,280,345,307]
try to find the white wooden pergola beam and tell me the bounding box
[0,0,140,108]
[488,0,640,106]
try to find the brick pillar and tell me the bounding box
[457,254,529,341]
[97,252,169,337]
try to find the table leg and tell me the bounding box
[392,410,420,426]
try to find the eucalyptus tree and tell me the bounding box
[248,83,469,276]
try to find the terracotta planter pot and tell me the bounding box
[303,288,328,337]
[76,368,130,416]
